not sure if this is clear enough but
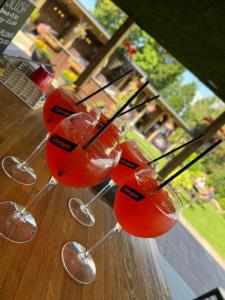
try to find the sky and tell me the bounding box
[182,71,213,98]
[79,0,96,11]
[79,0,214,99]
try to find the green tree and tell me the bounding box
[167,82,197,115]
[93,0,184,91]
[129,26,184,91]
[183,96,224,128]
[205,139,225,201]
[181,98,225,204]
[93,0,126,35]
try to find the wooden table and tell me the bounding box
[0,85,171,299]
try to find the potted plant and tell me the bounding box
[59,69,78,85]
[102,40,136,81]
[32,38,53,73]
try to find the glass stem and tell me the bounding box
[85,223,121,257]
[20,133,50,167]
[21,176,58,214]
[82,179,116,210]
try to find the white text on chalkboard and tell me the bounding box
[6,0,30,14]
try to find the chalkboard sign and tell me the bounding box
[0,0,35,54]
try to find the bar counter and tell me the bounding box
[0,85,171,299]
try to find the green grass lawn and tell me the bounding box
[183,202,225,260]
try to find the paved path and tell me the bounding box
[156,221,225,296]
[159,255,196,300]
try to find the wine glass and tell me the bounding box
[1,85,99,186]
[61,168,182,284]
[0,112,121,243]
[69,139,156,227]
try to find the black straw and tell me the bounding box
[149,134,204,164]
[83,80,149,148]
[118,94,159,117]
[75,69,133,106]
[159,139,222,189]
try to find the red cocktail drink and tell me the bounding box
[66,140,151,227]
[46,113,121,188]
[97,113,124,147]
[0,88,89,187]
[111,140,152,186]
[99,113,122,140]
[115,170,176,238]
[43,88,87,133]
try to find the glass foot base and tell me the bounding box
[68,198,95,227]
[62,241,96,284]
[0,201,37,243]
[2,156,36,185]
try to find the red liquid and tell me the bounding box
[99,114,122,141]
[111,140,149,186]
[97,113,124,148]
[46,113,121,188]
[43,88,87,133]
[115,174,176,238]
[29,66,53,92]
